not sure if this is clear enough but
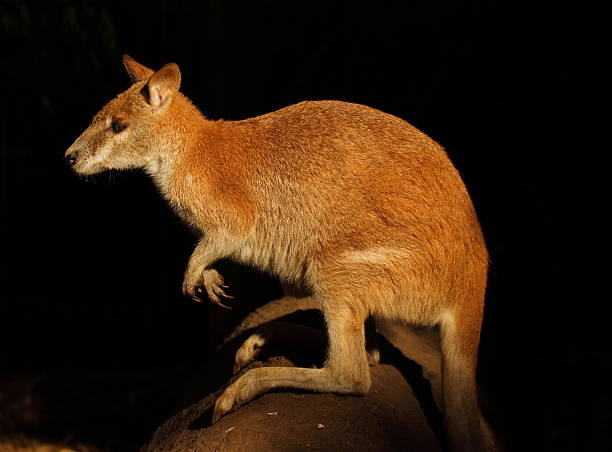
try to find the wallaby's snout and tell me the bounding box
[65,149,78,167]
[64,131,94,174]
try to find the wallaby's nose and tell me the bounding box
[65,152,78,166]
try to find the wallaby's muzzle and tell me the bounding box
[65,150,78,166]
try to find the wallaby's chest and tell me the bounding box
[151,163,204,230]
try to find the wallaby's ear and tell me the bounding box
[147,63,181,108]
[122,54,154,83]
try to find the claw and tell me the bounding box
[217,289,234,299]
[211,296,232,310]
[207,285,234,309]
[209,289,232,308]
[211,406,223,424]
[187,287,205,303]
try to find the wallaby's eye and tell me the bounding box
[111,120,128,134]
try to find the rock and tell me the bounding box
[142,358,441,452]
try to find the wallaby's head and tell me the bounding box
[65,55,182,175]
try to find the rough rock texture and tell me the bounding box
[142,307,445,452]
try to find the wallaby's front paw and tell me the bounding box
[182,268,233,308]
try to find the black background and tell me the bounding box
[0,1,604,451]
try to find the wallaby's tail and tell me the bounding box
[221,295,318,346]
[440,298,494,451]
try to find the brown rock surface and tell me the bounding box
[143,362,441,452]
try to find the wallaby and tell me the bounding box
[66,55,491,451]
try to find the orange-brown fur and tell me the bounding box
[66,56,491,451]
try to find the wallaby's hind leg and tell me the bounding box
[440,299,491,451]
[213,301,371,423]
[233,316,380,372]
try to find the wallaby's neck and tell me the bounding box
[145,93,212,189]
